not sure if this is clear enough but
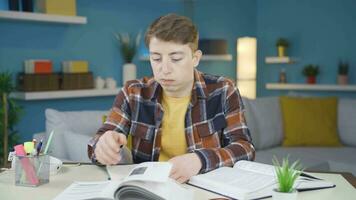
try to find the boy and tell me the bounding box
[88,13,255,183]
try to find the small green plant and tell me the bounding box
[302,64,319,77]
[114,32,141,63]
[272,156,303,193]
[276,38,289,47]
[0,71,22,167]
[338,61,349,75]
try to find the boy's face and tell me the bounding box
[149,37,201,97]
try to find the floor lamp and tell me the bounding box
[237,37,257,99]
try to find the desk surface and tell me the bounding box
[0,164,355,200]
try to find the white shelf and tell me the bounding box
[0,10,87,24]
[139,54,233,61]
[265,56,297,64]
[10,88,120,100]
[266,83,356,92]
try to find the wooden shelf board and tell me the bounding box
[10,88,120,100]
[0,10,87,24]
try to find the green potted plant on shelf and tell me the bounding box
[276,38,289,57]
[302,64,319,84]
[0,71,22,167]
[114,32,141,85]
[338,61,349,85]
[272,156,303,200]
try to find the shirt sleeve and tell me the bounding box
[87,86,132,162]
[194,82,255,173]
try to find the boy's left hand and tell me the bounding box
[168,153,202,183]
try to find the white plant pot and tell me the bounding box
[122,63,136,85]
[95,76,105,89]
[272,189,297,200]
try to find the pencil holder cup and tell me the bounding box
[15,154,50,187]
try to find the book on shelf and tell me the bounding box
[188,160,335,200]
[62,60,89,73]
[24,59,52,74]
[53,162,193,200]
[35,0,77,16]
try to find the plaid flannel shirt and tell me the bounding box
[88,69,255,173]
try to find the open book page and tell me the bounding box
[189,166,276,199]
[115,178,194,200]
[235,160,335,190]
[53,181,119,200]
[115,162,194,200]
[122,162,172,183]
[189,161,335,200]
[54,162,193,200]
[234,160,276,176]
[106,164,138,181]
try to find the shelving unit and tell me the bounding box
[10,88,121,100]
[265,56,297,64]
[0,10,87,24]
[139,54,233,61]
[266,83,356,92]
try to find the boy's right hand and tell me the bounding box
[94,130,127,165]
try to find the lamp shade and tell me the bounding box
[237,37,257,99]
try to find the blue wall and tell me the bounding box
[0,0,254,142]
[257,0,356,97]
[1,0,356,142]
[0,0,184,141]
[193,0,256,79]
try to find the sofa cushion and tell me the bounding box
[280,96,341,146]
[338,99,356,147]
[45,108,108,159]
[64,131,92,162]
[242,97,283,150]
[257,147,356,176]
[255,147,330,171]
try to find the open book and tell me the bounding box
[54,162,193,200]
[188,160,335,200]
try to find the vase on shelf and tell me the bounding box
[337,75,348,85]
[277,46,286,57]
[279,68,287,83]
[122,63,136,85]
[276,38,289,57]
[306,76,316,84]
[95,76,105,89]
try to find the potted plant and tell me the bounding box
[302,64,319,84]
[338,61,349,85]
[272,156,303,200]
[0,72,22,167]
[115,32,141,85]
[276,38,289,57]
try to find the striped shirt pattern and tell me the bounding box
[88,69,255,173]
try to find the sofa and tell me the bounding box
[34,109,131,163]
[242,96,356,176]
[35,96,356,175]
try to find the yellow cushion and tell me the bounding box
[280,96,341,146]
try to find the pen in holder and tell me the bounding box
[14,154,50,187]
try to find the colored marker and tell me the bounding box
[36,139,43,156]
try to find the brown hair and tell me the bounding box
[145,13,199,51]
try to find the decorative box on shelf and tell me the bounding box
[17,73,60,91]
[61,72,94,90]
[16,72,94,92]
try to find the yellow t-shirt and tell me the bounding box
[158,92,190,161]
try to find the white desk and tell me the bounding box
[0,164,355,200]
